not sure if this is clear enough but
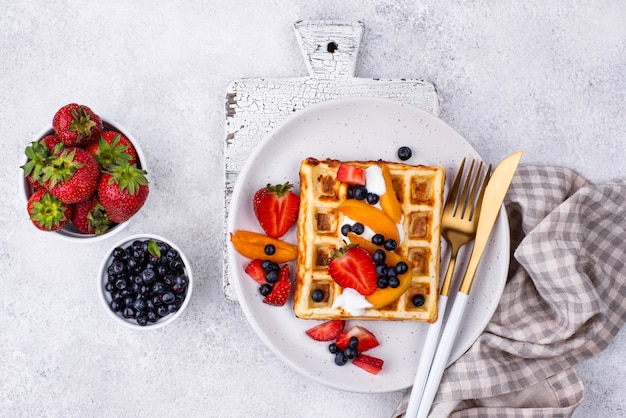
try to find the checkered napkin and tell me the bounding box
[394,165,626,417]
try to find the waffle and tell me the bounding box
[293,158,445,322]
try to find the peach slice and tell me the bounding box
[347,232,412,309]
[337,199,400,244]
[379,164,403,223]
[230,229,297,263]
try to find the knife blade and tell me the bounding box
[458,150,523,294]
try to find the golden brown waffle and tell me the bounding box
[293,157,445,322]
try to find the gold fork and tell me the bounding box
[405,158,491,417]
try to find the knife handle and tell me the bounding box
[415,292,468,418]
[405,294,449,417]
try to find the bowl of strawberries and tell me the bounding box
[21,103,150,241]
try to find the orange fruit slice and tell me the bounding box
[346,232,412,309]
[379,165,403,223]
[337,199,400,244]
[230,229,297,263]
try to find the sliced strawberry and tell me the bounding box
[263,280,291,306]
[328,246,377,296]
[244,259,266,285]
[252,182,300,238]
[305,320,345,341]
[335,326,380,352]
[337,164,366,186]
[278,264,289,281]
[352,354,384,375]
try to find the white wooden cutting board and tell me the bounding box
[223,20,439,300]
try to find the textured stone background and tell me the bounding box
[1,1,625,417]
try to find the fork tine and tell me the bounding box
[470,164,492,220]
[465,161,484,220]
[456,159,476,218]
[445,158,466,214]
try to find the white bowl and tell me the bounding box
[98,234,193,330]
[20,117,148,242]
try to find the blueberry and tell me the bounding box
[136,315,148,326]
[366,193,380,205]
[165,248,179,262]
[384,239,397,251]
[351,222,365,235]
[112,247,129,260]
[347,186,356,199]
[110,300,123,312]
[388,277,400,288]
[375,264,388,276]
[311,289,325,303]
[114,278,127,290]
[142,268,156,284]
[169,258,184,271]
[162,291,176,304]
[108,260,126,276]
[175,275,189,289]
[264,244,276,256]
[340,224,351,236]
[397,146,412,161]
[123,307,135,319]
[377,276,389,289]
[328,343,338,354]
[134,297,147,312]
[152,282,165,294]
[259,283,273,296]
[412,294,425,307]
[348,336,359,348]
[167,304,178,314]
[373,249,386,264]
[395,261,409,275]
[344,347,359,359]
[354,186,368,200]
[387,266,397,277]
[334,351,348,366]
[157,305,169,317]
[265,270,279,283]
[372,234,385,246]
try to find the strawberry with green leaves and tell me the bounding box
[53,103,103,148]
[22,135,64,190]
[253,182,300,238]
[98,164,149,224]
[42,147,101,204]
[328,245,378,296]
[27,189,73,231]
[86,130,137,169]
[71,195,113,235]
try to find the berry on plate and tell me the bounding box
[335,325,380,352]
[352,354,384,375]
[244,259,267,285]
[98,164,149,224]
[42,147,101,204]
[263,279,291,306]
[328,245,378,296]
[86,131,137,169]
[230,230,297,263]
[53,103,103,148]
[305,320,345,341]
[71,195,112,235]
[337,199,400,244]
[253,182,300,239]
[27,189,73,231]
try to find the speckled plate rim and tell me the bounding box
[227,97,509,393]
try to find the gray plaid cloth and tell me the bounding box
[394,165,626,417]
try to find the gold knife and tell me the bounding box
[414,150,523,418]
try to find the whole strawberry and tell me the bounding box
[22,135,64,190]
[27,189,73,231]
[98,164,149,223]
[71,195,113,235]
[42,147,100,204]
[85,130,137,169]
[253,182,300,238]
[53,103,103,147]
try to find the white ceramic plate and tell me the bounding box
[227,97,509,393]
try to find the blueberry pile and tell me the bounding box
[346,185,380,205]
[104,239,189,326]
[330,336,360,366]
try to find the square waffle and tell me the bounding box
[293,157,445,322]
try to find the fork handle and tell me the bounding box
[405,294,449,417]
[415,292,469,418]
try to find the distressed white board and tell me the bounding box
[223,20,440,300]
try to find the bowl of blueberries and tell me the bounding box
[98,234,193,329]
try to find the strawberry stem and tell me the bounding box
[106,164,148,195]
[41,148,85,188]
[267,182,294,197]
